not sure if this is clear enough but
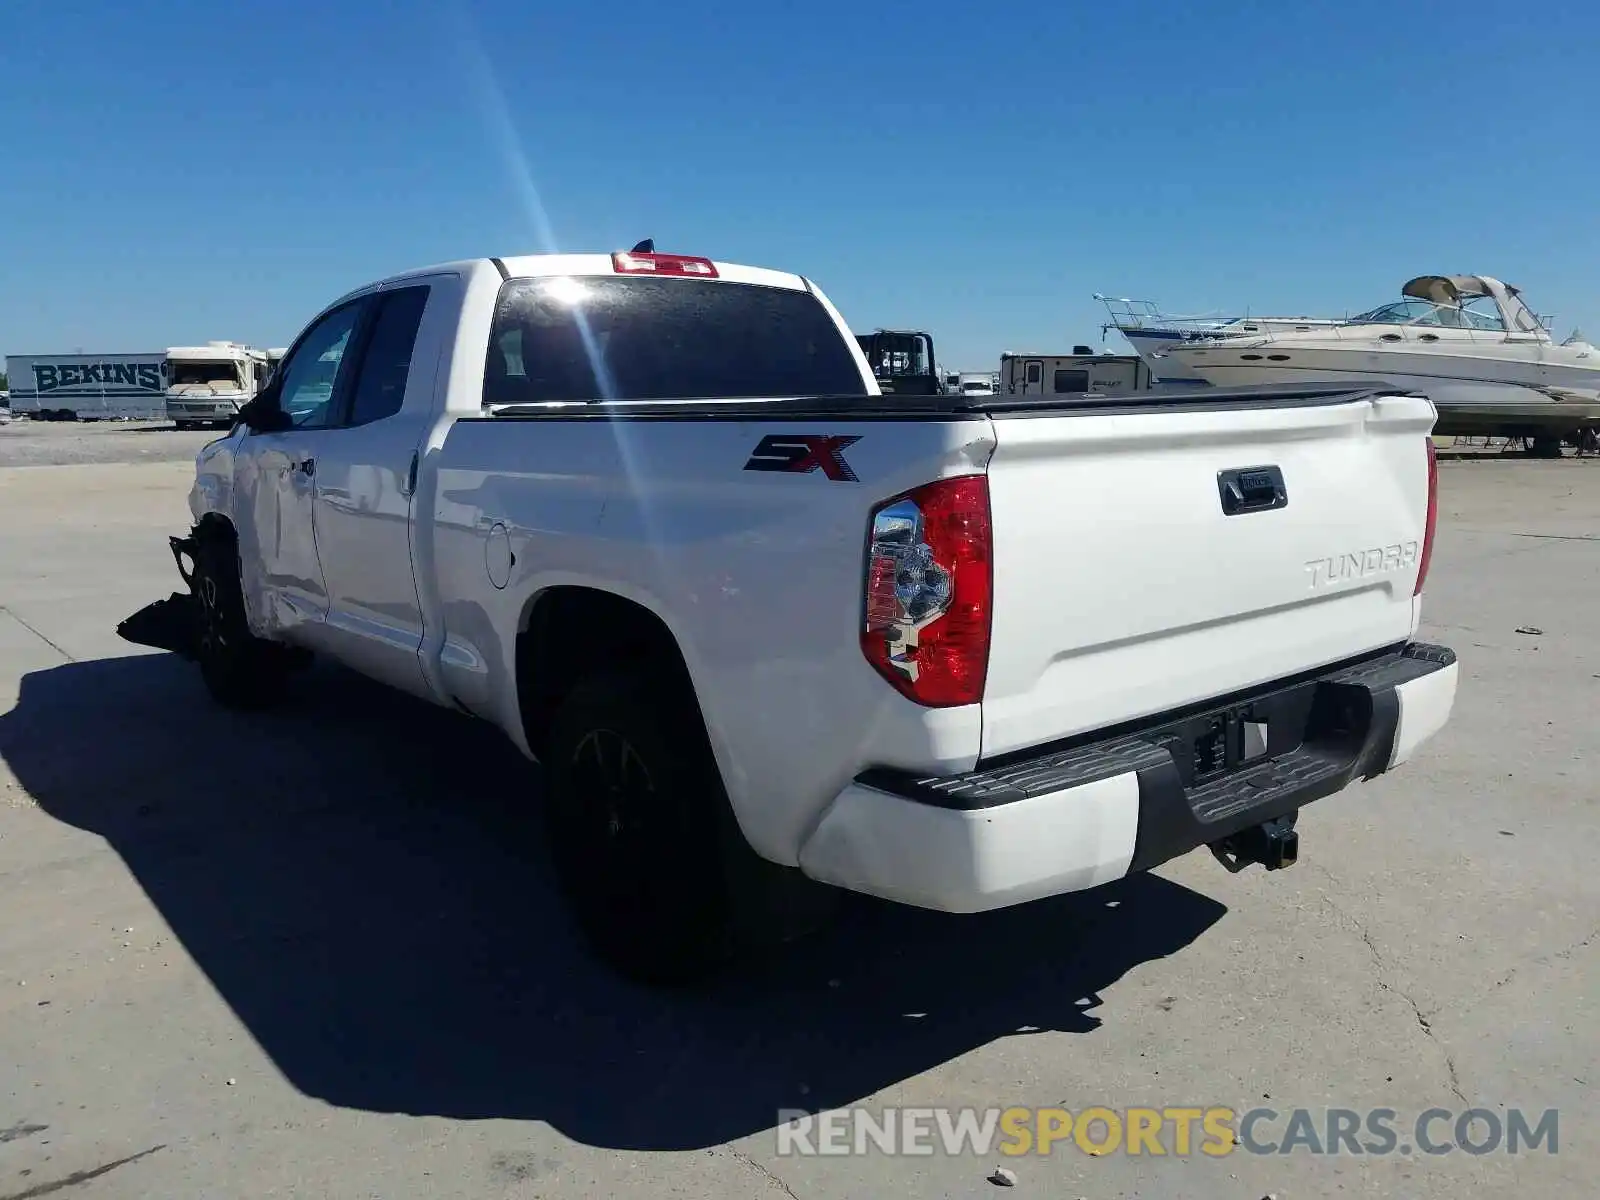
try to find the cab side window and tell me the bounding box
[346,287,431,426]
[275,302,364,429]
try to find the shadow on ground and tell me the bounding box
[1,651,1226,1150]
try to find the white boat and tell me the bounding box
[1165,275,1600,440]
[1096,294,1342,383]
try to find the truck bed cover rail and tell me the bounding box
[479,381,1413,424]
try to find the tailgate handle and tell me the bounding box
[1218,465,1287,515]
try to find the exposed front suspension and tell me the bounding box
[113,533,204,658]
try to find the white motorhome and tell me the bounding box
[1000,350,1154,396]
[166,342,273,428]
[4,352,169,419]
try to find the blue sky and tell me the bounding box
[2,0,1596,373]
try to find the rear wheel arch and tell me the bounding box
[514,585,707,759]
[521,586,842,983]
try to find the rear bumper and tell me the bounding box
[797,642,1457,912]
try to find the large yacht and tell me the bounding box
[1095,293,1342,383]
[1163,275,1600,439]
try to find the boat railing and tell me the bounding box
[1093,294,1243,347]
[1221,311,1560,350]
[1095,295,1354,348]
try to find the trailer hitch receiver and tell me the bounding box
[1209,813,1300,873]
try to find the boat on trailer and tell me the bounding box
[1096,294,1342,384]
[1162,275,1600,450]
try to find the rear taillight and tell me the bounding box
[1415,438,1438,596]
[610,250,718,277]
[861,475,992,707]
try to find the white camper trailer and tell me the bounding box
[4,353,168,419]
[165,341,273,428]
[999,349,1153,397]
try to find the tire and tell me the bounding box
[191,529,290,710]
[543,669,740,985]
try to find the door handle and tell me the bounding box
[1217,465,1287,515]
[403,449,419,496]
[296,457,316,477]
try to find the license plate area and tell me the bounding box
[1190,707,1270,784]
[1150,682,1320,790]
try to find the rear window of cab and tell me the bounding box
[483,276,867,404]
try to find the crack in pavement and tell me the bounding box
[0,605,75,663]
[0,1145,166,1200]
[725,1148,802,1200]
[1485,925,1600,996]
[1499,531,1600,543]
[1310,863,1469,1106]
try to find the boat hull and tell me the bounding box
[1115,328,1210,384]
[1119,322,1341,384]
[1170,359,1600,437]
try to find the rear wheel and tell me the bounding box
[190,529,290,710]
[543,670,742,984]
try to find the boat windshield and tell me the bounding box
[1346,297,1507,331]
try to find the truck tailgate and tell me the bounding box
[980,391,1436,758]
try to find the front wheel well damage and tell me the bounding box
[118,515,242,660]
[515,586,704,759]
[171,513,237,583]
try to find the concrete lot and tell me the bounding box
[0,419,217,468]
[0,421,1594,1199]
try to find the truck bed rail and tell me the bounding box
[481,381,1410,424]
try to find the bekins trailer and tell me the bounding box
[4,352,169,420]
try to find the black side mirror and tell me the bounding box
[238,391,291,433]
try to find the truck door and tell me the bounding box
[231,298,367,641]
[303,281,445,700]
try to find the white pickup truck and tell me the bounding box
[126,246,1459,983]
